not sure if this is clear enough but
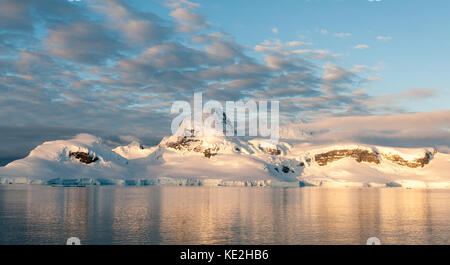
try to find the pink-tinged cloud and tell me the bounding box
[281,110,450,148]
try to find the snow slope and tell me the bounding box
[0,133,449,188]
[0,134,130,184]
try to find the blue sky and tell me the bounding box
[0,0,449,162]
[148,0,450,112]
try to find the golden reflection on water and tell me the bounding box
[0,186,448,244]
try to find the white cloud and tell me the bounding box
[322,63,355,82]
[89,0,171,45]
[287,41,312,47]
[334,32,351,38]
[377,35,392,41]
[166,0,200,9]
[167,0,208,33]
[254,39,312,53]
[271,27,279,34]
[366,76,380,81]
[354,44,369,49]
[351,65,368,72]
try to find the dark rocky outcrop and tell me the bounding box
[261,147,281,156]
[203,148,218,158]
[69,151,98,164]
[314,148,434,168]
[314,149,380,166]
[382,151,433,168]
[274,165,294,174]
[166,136,201,151]
[165,136,218,158]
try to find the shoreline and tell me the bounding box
[1,177,450,189]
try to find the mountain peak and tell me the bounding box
[174,112,236,138]
[0,133,449,189]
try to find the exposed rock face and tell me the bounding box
[165,136,200,151]
[382,151,433,168]
[165,136,219,158]
[203,148,218,158]
[314,148,434,168]
[69,151,98,164]
[260,147,281,156]
[315,149,380,166]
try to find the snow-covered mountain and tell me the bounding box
[0,132,449,188]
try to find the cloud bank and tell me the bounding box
[281,110,450,150]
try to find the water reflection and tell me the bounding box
[0,186,448,244]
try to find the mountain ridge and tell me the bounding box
[0,133,449,189]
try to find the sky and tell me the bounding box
[0,0,449,164]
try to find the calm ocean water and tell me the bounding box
[0,185,448,245]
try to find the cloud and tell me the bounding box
[167,0,208,33]
[351,65,369,72]
[281,110,450,148]
[354,44,369,50]
[254,40,339,60]
[287,41,312,47]
[366,76,380,81]
[322,63,356,83]
[334,32,351,38]
[205,40,246,61]
[166,0,200,9]
[377,35,392,41]
[364,88,439,109]
[271,27,279,34]
[290,49,341,60]
[171,7,204,24]
[0,0,33,32]
[0,0,443,162]
[89,0,172,45]
[0,0,88,52]
[44,22,126,65]
[190,32,230,43]
[119,42,209,70]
